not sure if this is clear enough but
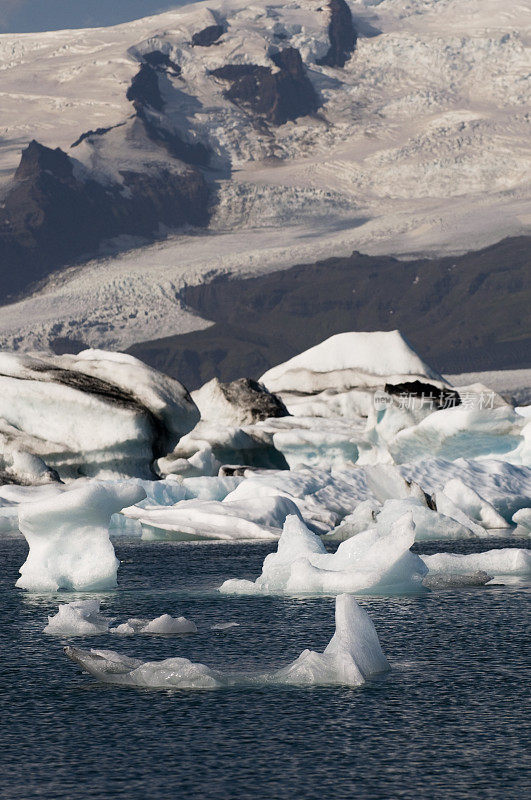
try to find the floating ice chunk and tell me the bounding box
[378,497,487,541]
[220,513,427,596]
[438,478,508,529]
[390,406,524,464]
[64,595,389,689]
[272,595,390,687]
[123,494,300,541]
[423,549,531,579]
[210,622,240,631]
[400,459,531,522]
[16,482,146,592]
[512,507,531,531]
[422,571,492,589]
[363,464,430,505]
[44,600,113,636]
[323,500,381,542]
[140,615,197,634]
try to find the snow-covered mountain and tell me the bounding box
[0,0,529,354]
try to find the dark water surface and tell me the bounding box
[1,536,530,800]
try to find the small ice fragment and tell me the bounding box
[110,615,197,635]
[140,614,197,634]
[44,600,113,636]
[422,570,492,589]
[210,622,240,631]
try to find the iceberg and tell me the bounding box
[390,406,525,464]
[220,513,427,596]
[423,549,531,579]
[0,350,199,480]
[122,494,301,541]
[111,615,197,635]
[16,482,146,591]
[64,594,389,689]
[439,478,509,529]
[44,599,113,636]
[512,507,531,531]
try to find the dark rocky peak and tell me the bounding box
[14,140,73,182]
[211,47,319,126]
[317,0,357,68]
[219,378,289,421]
[271,47,305,77]
[192,24,225,47]
[126,63,164,111]
[142,50,182,76]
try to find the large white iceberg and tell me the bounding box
[220,513,427,596]
[16,482,146,591]
[64,594,389,689]
[260,330,444,396]
[0,350,199,480]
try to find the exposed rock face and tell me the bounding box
[192,377,289,426]
[0,140,210,299]
[71,122,127,148]
[384,381,462,410]
[211,47,319,125]
[317,0,357,68]
[142,50,181,75]
[126,63,165,111]
[192,25,225,47]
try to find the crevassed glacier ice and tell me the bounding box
[44,599,113,636]
[16,482,146,591]
[220,513,427,596]
[64,594,389,690]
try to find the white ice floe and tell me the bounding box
[156,421,287,478]
[44,600,113,636]
[111,614,197,636]
[16,482,146,591]
[123,494,301,541]
[437,478,508,529]
[400,459,531,522]
[64,594,389,689]
[351,497,488,542]
[210,622,240,631]
[423,549,531,580]
[0,350,199,481]
[512,507,531,532]
[390,406,526,465]
[220,513,427,596]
